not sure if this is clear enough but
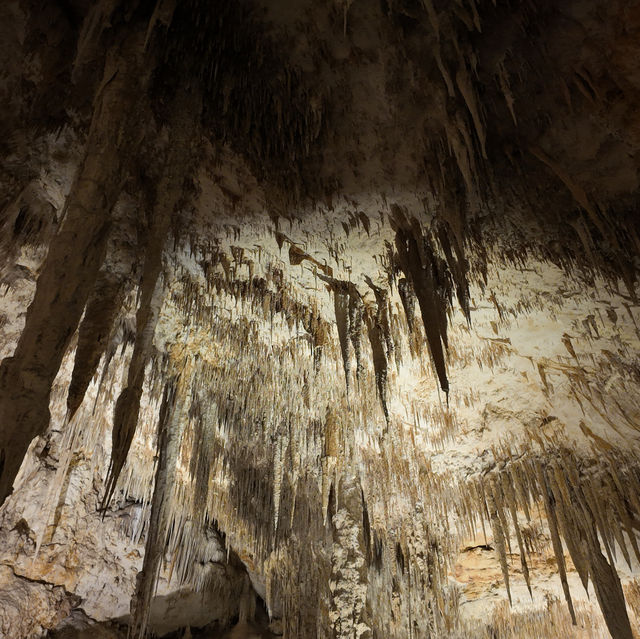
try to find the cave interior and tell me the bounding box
[1,1,640,638]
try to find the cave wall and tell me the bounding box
[1,0,640,638]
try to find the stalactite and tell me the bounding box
[391,205,450,395]
[455,53,487,160]
[67,270,127,418]
[0,183,56,272]
[500,472,531,596]
[588,539,634,639]
[332,283,352,391]
[485,479,512,605]
[536,465,576,625]
[0,24,151,504]
[364,276,395,367]
[129,369,187,639]
[318,274,365,393]
[397,277,422,357]
[103,87,201,508]
[364,304,390,426]
[546,465,590,593]
[348,289,364,384]
[497,61,517,126]
[436,218,470,323]
[448,443,640,638]
[103,269,165,509]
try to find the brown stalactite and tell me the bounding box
[0,184,57,274]
[500,472,531,596]
[363,304,390,427]
[319,273,392,421]
[588,539,634,639]
[436,220,470,323]
[485,480,512,606]
[364,275,395,367]
[546,467,590,593]
[67,271,127,419]
[128,371,186,639]
[102,87,202,509]
[397,277,422,358]
[397,278,416,333]
[0,25,150,504]
[348,290,364,384]
[534,464,577,624]
[391,206,450,395]
[560,463,635,638]
[474,454,640,636]
[318,274,363,393]
[333,285,352,392]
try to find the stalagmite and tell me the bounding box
[329,476,371,639]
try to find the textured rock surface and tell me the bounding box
[0,387,251,636]
[1,1,640,638]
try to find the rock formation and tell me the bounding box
[1,1,640,637]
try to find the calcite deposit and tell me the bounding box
[1,1,640,637]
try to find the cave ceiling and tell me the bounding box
[1,1,640,638]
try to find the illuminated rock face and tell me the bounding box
[1,1,640,638]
